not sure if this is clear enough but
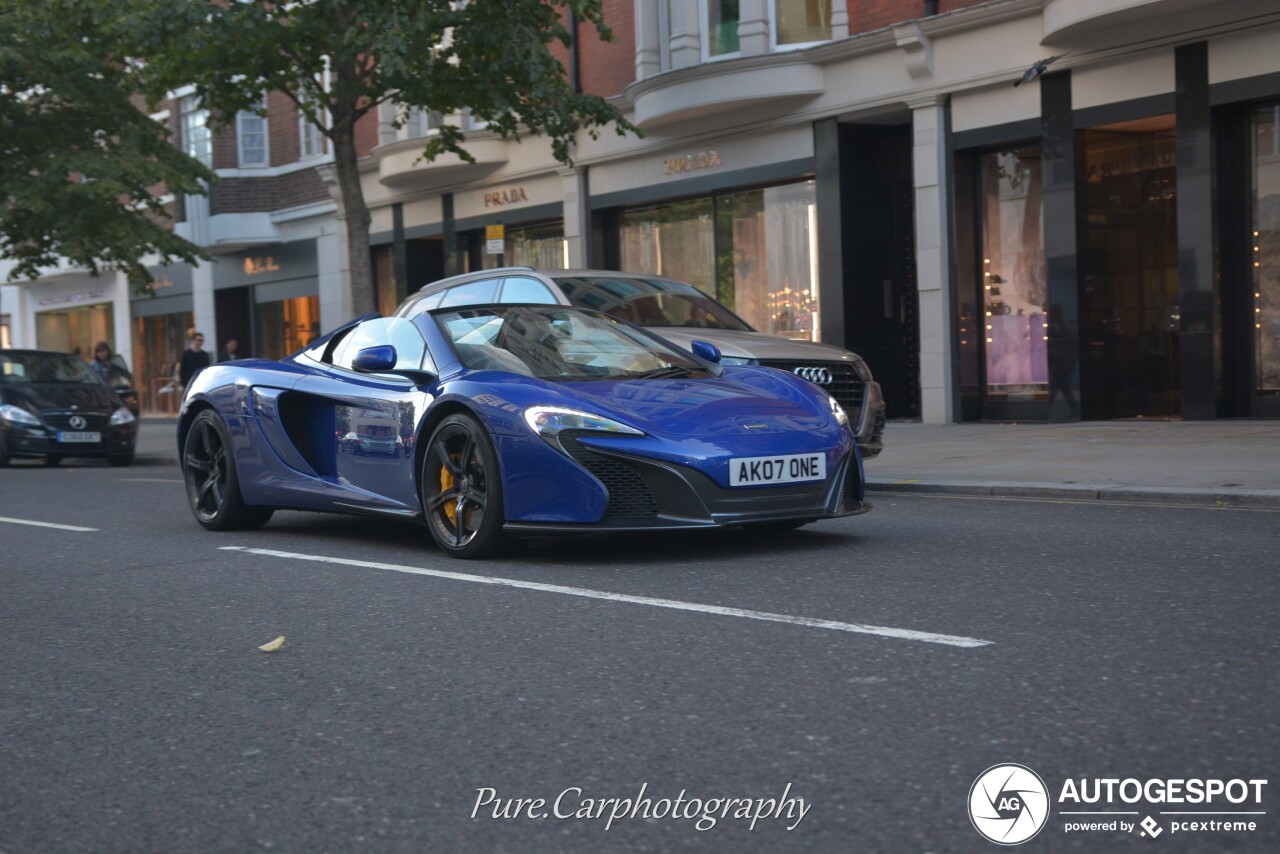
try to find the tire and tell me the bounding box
[421,413,508,559]
[108,453,135,467]
[43,455,62,467]
[182,409,273,531]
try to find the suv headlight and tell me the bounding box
[0,404,41,427]
[524,406,643,438]
[850,358,873,383]
[109,406,136,426]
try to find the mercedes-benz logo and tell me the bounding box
[69,415,87,430]
[968,764,1050,845]
[792,366,834,385]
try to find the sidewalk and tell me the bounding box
[135,416,1280,508]
[863,419,1280,508]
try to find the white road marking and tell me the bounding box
[220,545,993,649]
[118,478,184,483]
[0,516,99,532]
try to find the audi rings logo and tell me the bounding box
[69,415,87,430]
[969,764,1050,845]
[792,366,834,385]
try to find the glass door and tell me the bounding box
[1079,116,1180,419]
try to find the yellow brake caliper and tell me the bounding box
[440,456,458,525]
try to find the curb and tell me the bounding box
[866,479,1280,509]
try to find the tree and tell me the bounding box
[131,0,640,317]
[0,0,214,289]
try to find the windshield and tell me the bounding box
[552,276,751,331]
[435,306,709,381]
[0,352,102,385]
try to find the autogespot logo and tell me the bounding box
[969,764,1051,845]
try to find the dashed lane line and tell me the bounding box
[0,516,99,532]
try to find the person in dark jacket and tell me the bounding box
[179,332,211,389]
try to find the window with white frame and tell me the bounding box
[405,106,443,139]
[298,68,329,159]
[237,98,269,166]
[773,0,832,48]
[180,96,212,167]
[703,0,740,58]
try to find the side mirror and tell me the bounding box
[352,345,398,373]
[351,345,437,384]
[690,340,722,363]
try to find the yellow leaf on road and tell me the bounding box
[258,635,285,653]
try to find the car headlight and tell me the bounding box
[523,406,643,438]
[718,356,755,366]
[109,406,136,426]
[0,404,41,427]
[850,358,873,383]
[827,394,849,428]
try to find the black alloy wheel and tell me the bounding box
[183,410,273,531]
[421,413,508,559]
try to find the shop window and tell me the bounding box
[256,295,320,362]
[1254,104,1280,394]
[35,303,114,361]
[0,313,10,348]
[774,0,831,48]
[978,148,1047,399]
[618,182,821,340]
[621,198,716,296]
[704,0,739,57]
[132,311,192,414]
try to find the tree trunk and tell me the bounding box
[329,102,375,318]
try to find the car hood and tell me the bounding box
[1,382,120,414]
[646,327,862,363]
[553,368,833,437]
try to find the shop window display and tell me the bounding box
[1255,105,1280,394]
[619,182,821,341]
[979,149,1047,395]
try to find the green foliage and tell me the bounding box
[0,0,214,290]
[128,0,641,315]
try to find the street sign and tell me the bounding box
[485,224,505,241]
[485,239,505,255]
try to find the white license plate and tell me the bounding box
[57,431,101,443]
[730,453,827,486]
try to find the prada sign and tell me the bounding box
[663,149,723,176]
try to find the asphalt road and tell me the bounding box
[1,458,1277,853]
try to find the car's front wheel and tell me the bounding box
[421,414,507,559]
[183,410,273,531]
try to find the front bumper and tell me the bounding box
[503,440,871,537]
[2,424,137,459]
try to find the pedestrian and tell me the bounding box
[88,341,116,384]
[179,331,212,390]
[220,338,240,362]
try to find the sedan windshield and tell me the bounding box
[0,352,100,385]
[552,275,751,331]
[436,306,708,381]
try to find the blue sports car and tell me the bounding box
[178,304,870,558]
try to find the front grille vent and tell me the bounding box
[560,436,658,518]
[759,361,866,418]
[41,412,108,431]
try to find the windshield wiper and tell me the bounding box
[634,365,694,380]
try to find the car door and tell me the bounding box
[297,316,436,514]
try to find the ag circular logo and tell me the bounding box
[969,764,1050,845]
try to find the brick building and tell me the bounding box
[5,0,1280,422]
